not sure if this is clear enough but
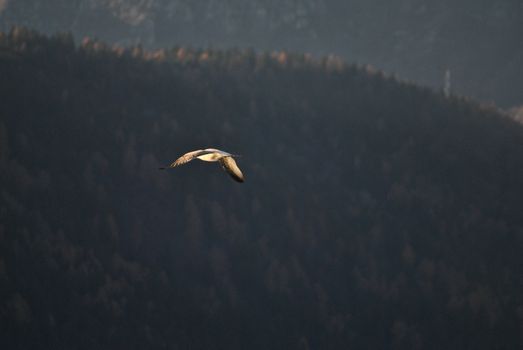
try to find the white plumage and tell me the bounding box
[160,148,244,183]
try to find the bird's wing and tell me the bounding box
[204,148,231,156]
[161,149,207,169]
[219,156,244,182]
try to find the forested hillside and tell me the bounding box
[1,28,523,349]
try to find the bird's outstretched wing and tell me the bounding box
[219,156,244,182]
[159,149,208,169]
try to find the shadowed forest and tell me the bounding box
[1,28,523,349]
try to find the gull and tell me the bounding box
[159,148,244,183]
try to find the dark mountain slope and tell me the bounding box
[1,29,522,349]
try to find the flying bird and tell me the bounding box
[159,148,244,183]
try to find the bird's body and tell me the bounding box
[160,148,244,182]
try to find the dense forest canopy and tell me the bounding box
[1,28,523,349]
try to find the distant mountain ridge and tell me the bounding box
[1,0,522,107]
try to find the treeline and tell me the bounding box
[1,28,523,349]
[2,1,523,107]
